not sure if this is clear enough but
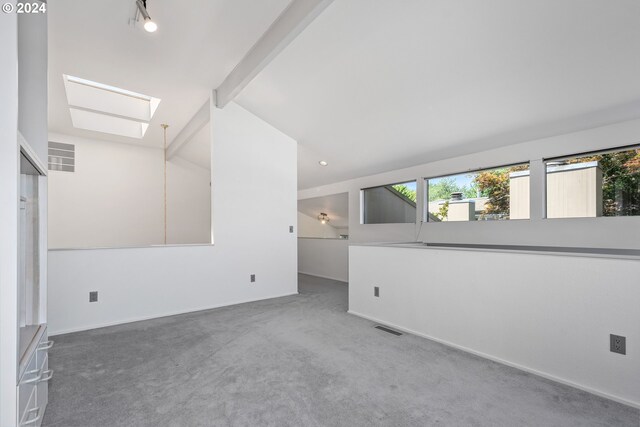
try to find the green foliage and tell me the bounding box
[435,200,449,220]
[474,168,511,218]
[569,149,640,216]
[471,150,640,219]
[427,150,640,220]
[428,177,476,201]
[391,184,417,203]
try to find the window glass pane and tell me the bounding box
[363,181,416,224]
[546,147,640,218]
[426,163,530,222]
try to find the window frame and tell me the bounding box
[543,144,640,220]
[361,179,418,225]
[424,161,531,223]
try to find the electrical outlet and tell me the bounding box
[289,225,294,233]
[610,334,626,355]
[89,291,98,302]
[374,286,379,297]
[250,274,256,283]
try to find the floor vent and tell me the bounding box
[375,325,403,336]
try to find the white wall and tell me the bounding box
[166,157,211,244]
[0,10,20,426]
[48,134,164,248]
[48,100,298,335]
[297,210,349,283]
[17,7,47,163]
[48,134,212,248]
[349,245,640,408]
[298,238,349,282]
[298,118,640,249]
[2,7,49,425]
[297,211,340,238]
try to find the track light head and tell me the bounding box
[136,0,157,33]
[143,17,157,33]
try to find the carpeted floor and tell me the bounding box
[43,274,639,426]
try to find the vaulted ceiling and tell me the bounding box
[48,0,290,148]
[297,193,349,228]
[49,1,640,189]
[236,0,640,188]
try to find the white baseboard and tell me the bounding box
[348,310,639,409]
[298,271,348,283]
[50,292,299,336]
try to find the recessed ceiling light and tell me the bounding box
[319,160,328,166]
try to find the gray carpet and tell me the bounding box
[43,274,639,426]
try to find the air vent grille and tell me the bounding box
[48,141,75,172]
[375,325,403,336]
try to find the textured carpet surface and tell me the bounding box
[43,274,639,426]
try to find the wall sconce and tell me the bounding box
[317,213,329,224]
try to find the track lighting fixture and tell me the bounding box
[136,0,157,32]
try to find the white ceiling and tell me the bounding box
[298,193,349,228]
[49,1,640,190]
[236,0,640,189]
[48,0,290,148]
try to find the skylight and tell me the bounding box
[63,75,160,138]
[69,108,150,139]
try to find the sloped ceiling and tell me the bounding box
[298,193,349,228]
[48,0,290,148]
[236,0,640,188]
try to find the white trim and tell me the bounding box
[546,161,599,174]
[37,175,48,327]
[64,74,154,102]
[49,292,299,336]
[48,243,215,252]
[348,310,640,410]
[215,0,334,107]
[298,271,348,283]
[351,241,640,261]
[166,100,209,160]
[18,132,47,176]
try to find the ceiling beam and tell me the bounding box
[166,100,209,159]
[214,0,334,108]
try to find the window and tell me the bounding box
[362,181,417,224]
[426,163,530,222]
[546,146,640,219]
